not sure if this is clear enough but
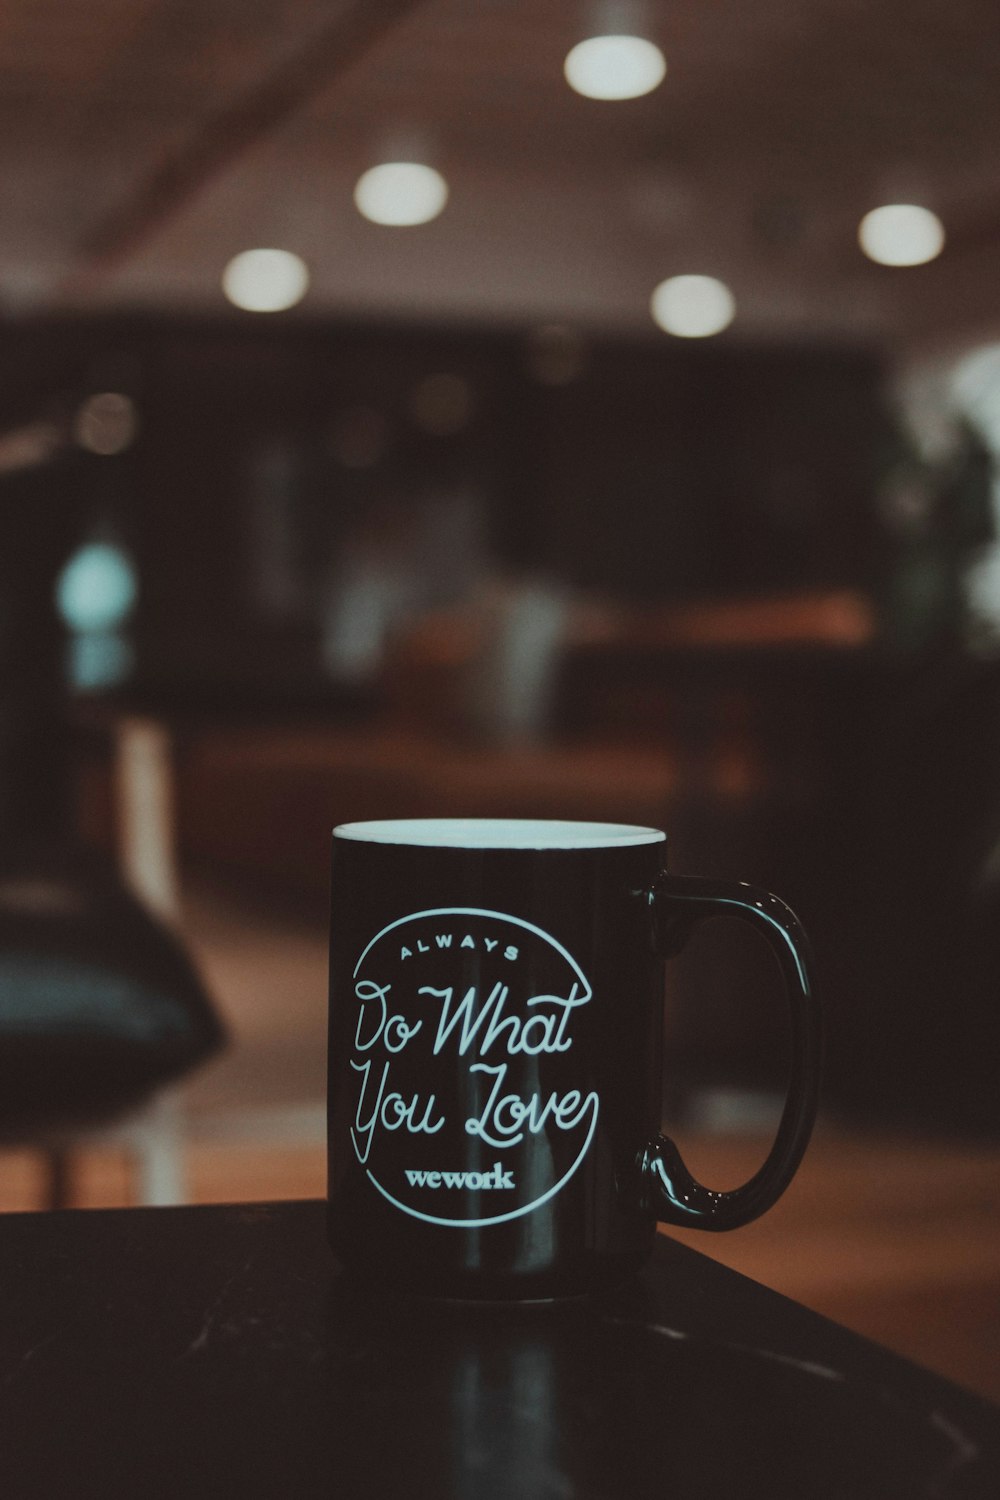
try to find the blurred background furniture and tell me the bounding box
[0,834,223,1207]
[0,482,225,1206]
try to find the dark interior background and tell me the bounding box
[1,0,999,1149]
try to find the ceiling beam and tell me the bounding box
[59,0,429,301]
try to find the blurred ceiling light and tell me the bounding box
[564,35,666,100]
[74,392,138,455]
[857,204,945,267]
[650,275,735,338]
[222,248,309,311]
[354,162,448,226]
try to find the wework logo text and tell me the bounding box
[403,1162,515,1191]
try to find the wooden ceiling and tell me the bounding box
[1,0,998,348]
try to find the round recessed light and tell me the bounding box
[858,204,945,267]
[222,248,309,312]
[564,34,666,100]
[74,391,138,455]
[354,162,449,226]
[650,275,735,338]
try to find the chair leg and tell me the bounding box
[43,1148,73,1210]
[128,1092,187,1206]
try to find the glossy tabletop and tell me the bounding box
[0,1199,997,1499]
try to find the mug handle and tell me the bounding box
[636,874,822,1231]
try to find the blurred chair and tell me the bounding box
[0,717,224,1207]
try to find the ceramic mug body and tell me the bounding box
[327,818,820,1300]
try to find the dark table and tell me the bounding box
[0,1199,997,1499]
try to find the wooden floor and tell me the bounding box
[1,877,998,1408]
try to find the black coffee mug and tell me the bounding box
[327,819,821,1299]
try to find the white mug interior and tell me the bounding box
[333,818,666,850]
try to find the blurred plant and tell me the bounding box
[875,411,995,656]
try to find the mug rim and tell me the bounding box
[333,818,666,850]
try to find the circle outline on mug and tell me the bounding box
[350,904,600,1229]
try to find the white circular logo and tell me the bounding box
[347,907,600,1228]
